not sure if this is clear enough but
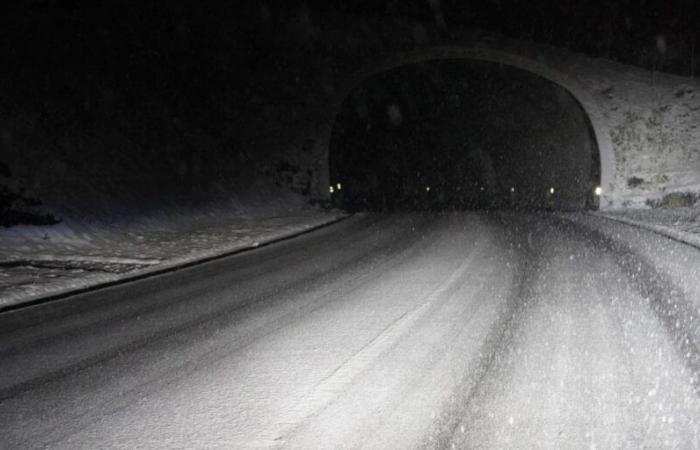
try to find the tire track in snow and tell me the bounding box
[560,216,700,396]
[253,241,484,448]
[423,220,537,448]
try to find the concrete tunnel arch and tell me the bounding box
[312,46,615,210]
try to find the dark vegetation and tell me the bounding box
[628,176,646,188]
[0,163,59,227]
[646,192,699,208]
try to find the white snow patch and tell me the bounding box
[0,192,348,308]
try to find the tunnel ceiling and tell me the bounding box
[329,59,600,211]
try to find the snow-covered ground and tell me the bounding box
[2,213,699,448]
[0,192,346,309]
[595,206,700,248]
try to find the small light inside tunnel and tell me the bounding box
[329,185,334,194]
[594,186,603,196]
[549,187,555,195]
[337,183,342,190]
[510,187,515,193]
[426,186,431,192]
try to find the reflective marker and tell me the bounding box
[329,186,334,194]
[549,187,555,195]
[594,186,603,196]
[337,183,342,190]
[426,186,430,192]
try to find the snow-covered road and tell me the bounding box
[1,213,699,449]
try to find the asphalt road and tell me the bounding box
[1,213,699,449]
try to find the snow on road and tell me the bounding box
[453,221,700,449]
[0,213,698,449]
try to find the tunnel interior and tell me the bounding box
[329,59,601,212]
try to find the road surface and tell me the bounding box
[1,213,699,449]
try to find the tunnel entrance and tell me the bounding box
[329,59,601,212]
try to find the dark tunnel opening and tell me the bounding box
[329,59,601,212]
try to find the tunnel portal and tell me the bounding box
[329,59,601,211]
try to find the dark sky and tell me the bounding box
[306,0,700,75]
[5,0,699,75]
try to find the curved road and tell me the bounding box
[1,213,699,448]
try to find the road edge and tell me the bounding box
[585,211,700,251]
[0,212,353,315]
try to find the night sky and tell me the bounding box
[307,0,700,76]
[4,0,700,75]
